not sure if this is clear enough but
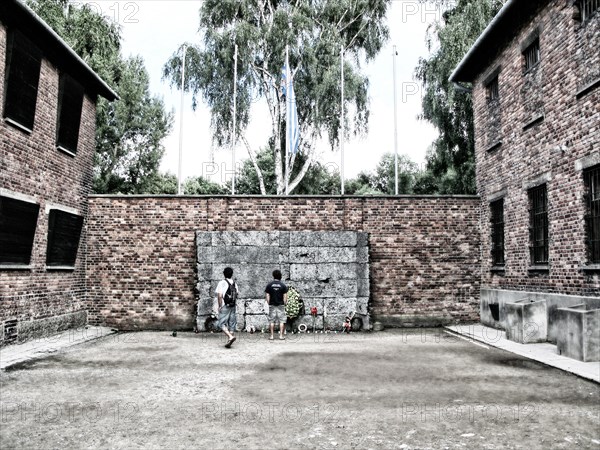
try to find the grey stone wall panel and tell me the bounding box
[289,247,357,263]
[212,231,280,247]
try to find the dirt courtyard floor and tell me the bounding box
[1,328,599,449]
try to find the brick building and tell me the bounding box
[450,0,600,338]
[0,0,116,344]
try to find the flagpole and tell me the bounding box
[232,43,238,196]
[340,45,345,196]
[177,44,187,195]
[393,45,399,196]
[285,45,290,196]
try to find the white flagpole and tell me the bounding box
[177,44,187,195]
[340,45,345,196]
[232,44,238,195]
[285,45,290,196]
[393,45,399,196]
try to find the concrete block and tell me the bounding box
[236,314,245,332]
[212,231,280,247]
[195,282,212,299]
[197,246,216,263]
[293,280,358,298]
[357,278,370,297]
[323,314,346,331]
[195,231,212,247]
[355,263,369,280]
[316,263,359,280]
[196,263,212,280]
[209,246,281,264]
[210,264,278,283]
[245,314,270,331]
[504,298,547,344]
[556,304,600,362]
[300,297,324,313]
[279,231,290,247]
[246,299,268,315]
[290,264,317,280]
[196,296,215,315]
[324,298,358,315]
[356,297,369,315]
[290,231,358,247]
[289,247,357,263]
[356,246,369,263]
[357,232,369,247]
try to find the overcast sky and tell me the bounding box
[86,1,445,183]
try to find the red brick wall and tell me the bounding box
[473,0,600,296]
[0,21,97,342]
[86,196,481,330]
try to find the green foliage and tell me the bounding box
[345,153,419,195]
[27,0,173,194]
[183,176,229,195]
[415,0,504,194]
[163,0,391,194]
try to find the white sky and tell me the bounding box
[86,1,444,183]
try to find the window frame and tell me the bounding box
[528,184,549,266]
[490,198,505,267]
[583,164,600,264]
[580,0,600,22]
[3,29,42,133]
[45,208,84,269]
[0,195,40,267]
[56,73,85,156]
[486,75,500,103]
[523,38,541,73]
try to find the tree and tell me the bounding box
[27,0,173,194]
[163,0,391,195]
[183,176,229,195]
[415,0,504,194]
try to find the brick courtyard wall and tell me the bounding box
[473,0,600,298]
[86,196,481,330]
[0,22,97,344]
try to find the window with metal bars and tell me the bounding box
[490,199,505,266]
[529,184,549,265]
[486,76,499,102]
[584,165,600,264]
[581,0,600,22]
[523,38,540,72]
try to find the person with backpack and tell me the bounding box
[216,267,238,348]
[265,269,288,341]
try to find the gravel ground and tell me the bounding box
[0,329,599,449]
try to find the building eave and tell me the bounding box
[0,0,118,101]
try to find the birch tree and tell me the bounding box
[163,0,391,195]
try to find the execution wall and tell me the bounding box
[86,195,481,330]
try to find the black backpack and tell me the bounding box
[223,280,238,306]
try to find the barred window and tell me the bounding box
[0,196,39,266]
[490,199,505,266]
[523,38,540,72]
[46,209,84,267]
[584,165,600,264]
[529,184,549,265]
[486,76,499,102]
[3,30,42,131]
[581,0,600,22]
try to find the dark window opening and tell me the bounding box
[523,38,540,72]
[584,165,600,264]
[486,76,499,102]
[529,184,549,265]
[0,196,39,265]
[57,74,84,154]
[46,209,84,267]
[490,199,505,266]
[581,0,600,22]
[3,30,42,131]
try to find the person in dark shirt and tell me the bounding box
[265,269,288,340]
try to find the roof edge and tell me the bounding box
[7,0,118,101]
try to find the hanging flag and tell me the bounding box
[281,59,300,155]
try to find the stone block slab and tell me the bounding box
[195,231,212,246]
[357,232,369,247]
[290,231,358,247]
[196,264,212,280]
[212,231,280,247]
[324,298,358,315]
[357,278,370,297]
[209,246,282,264]
[293,280,358,298]
[245,314,270,331]
[289,247,357,263]
[246,299,269,315]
